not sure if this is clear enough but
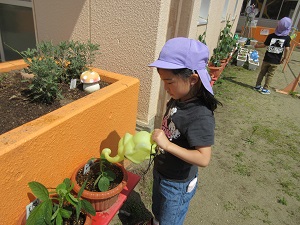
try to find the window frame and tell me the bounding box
[198,0,210,25]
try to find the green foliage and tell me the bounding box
[198,31,207,45]
[289,91,299,98]
[0,72,10,83]
[210,19,236,67]
[27,57,62,103]
[8,40,100,104]
[27,178,96,225]
[277,196,287,205]
[93,154,117,192]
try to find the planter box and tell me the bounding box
[0,60,140,225]
[248,60,259,70]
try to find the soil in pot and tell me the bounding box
[76,162,124,192]
[0,70,110,135]
[72,160,128,212]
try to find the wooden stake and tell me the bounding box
[276,73,300,94]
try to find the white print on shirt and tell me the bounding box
[267,38,285,54]
[161,106,181,141]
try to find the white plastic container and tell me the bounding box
[238,37,247,47]
[237,55,247,66]
[250,39,258,47]
[239,48,249,54]
[248,60,259,70]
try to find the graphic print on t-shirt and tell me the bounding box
[161,106,180,141]
[267,38,285,54]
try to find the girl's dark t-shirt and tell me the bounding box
[263,33,291,64]
[154,98,215,182]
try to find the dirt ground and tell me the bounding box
[111,47,300,225]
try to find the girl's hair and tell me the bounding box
[170,68,222,111]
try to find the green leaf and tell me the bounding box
[78,180,87,198]
[63,178,71,188]
[43,199,53,224]
[98,176,110,192]
[76,200,82,221]
[55,211,63,225]
[26,199,52,225]
[105,170,116,181]
[68,192,79,203]
[60,208,72,219]
[56,183,67,196]
[26,202,47,225]
[28,181,49,202]
[51,207,59,221]
[81,199,96,216]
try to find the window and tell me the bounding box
[222,0,230,20]
[198,0,210,25]
[0,0,35,61]
[232,0,240,19]
[0,0,32,7]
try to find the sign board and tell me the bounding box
[260,29,269,36]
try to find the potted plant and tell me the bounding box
[17,178,96,225]
[71,153,128,212]
[208,47,223,80]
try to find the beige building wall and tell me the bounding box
[32,0,243,131]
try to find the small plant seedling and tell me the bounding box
[94,154,117,192]
[85,153,117,192]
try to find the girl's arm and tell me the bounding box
[152,129,211,167]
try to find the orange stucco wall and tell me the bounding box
[0,60,140,224]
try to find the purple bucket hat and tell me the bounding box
[149,37,213,95]
[275,17,292,36]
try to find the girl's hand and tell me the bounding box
[152,129,170,151]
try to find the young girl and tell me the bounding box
[140,37,222,225]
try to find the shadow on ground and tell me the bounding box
[117,190,152,225]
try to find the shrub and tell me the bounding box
[11,40,100,104]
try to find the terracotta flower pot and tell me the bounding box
[220,60,227,69]
[71,160,128,212]
[208,64,223,80]
[17,210,93,225]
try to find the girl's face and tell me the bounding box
[158,69,199,101]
